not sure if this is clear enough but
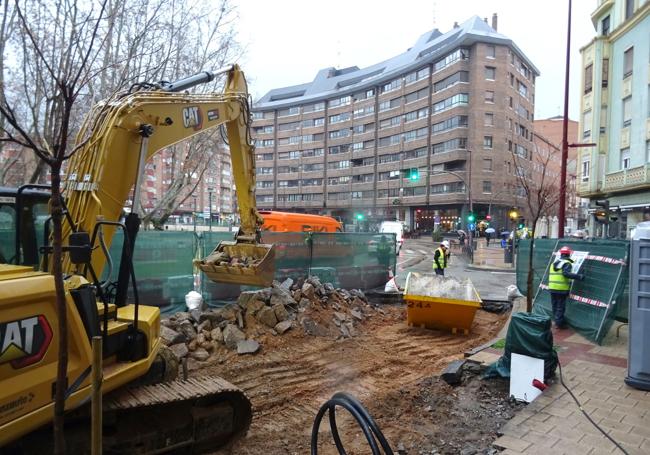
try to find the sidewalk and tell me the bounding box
[486,322,649,454]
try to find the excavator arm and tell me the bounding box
[60,64,273,286]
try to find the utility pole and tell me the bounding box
[559,0,572,238]
[208,188,214,231]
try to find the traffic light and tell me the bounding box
[356,213,365,221]
[467,212,476,223]
[594,200,610,224]
[409,168,419,181]
[486,214,492,221]
[517,217,525,229]
[509,209,519,220]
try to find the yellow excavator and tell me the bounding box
[0,64,273,452]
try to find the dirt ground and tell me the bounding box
[190,304,519,455]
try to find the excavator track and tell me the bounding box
[7,376,251,455]
[103,376,252,454]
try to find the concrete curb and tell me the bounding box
[465,264,515,273]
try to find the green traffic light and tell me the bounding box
[356,213,364,220]
[467,213,476,222]
[409,168,419,181]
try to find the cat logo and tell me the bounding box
[0,315,52,369]
[182,106,203,131]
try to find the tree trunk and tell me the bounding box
[526,236,535,312]
[50,161,68,454]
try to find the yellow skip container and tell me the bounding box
[404,272,481,335]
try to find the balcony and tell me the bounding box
[603,163,650,192]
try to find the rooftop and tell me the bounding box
[255,15,540,110]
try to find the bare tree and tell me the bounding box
[511,141,561,312]
[0,1,109,452]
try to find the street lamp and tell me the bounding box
[192,194,197,232]
[428,166,473,260]
[208,187,214,231]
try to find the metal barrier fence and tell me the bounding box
[103,230,396,314]
[516,238,629,344]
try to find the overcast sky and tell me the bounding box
[233,0,596,121]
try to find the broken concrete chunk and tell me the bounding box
[274,320,292,334]
[210,327,224,343]
[197,319,212,333]
[190,348,210,361]
[237,339,260,355]
[350,309,364,321]
[178,320,197,341]
[301,317,329,337]
[257,306,278,328]
[223,324,246,350]
[333,311,347,322]
[441,359,466,386]
[160,325,186,346]
[273,303,289,322]
[279,277,293,290]
[301,282,315,300]
[237,291,260,309]
[244,298,266,315]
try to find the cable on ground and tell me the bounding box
[558,360,629,455]
[311,392,393,455]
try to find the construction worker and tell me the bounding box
[433,240,450,276]
[548,246,584,328]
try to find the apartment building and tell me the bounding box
[578,0,650,238]
[251,15,539,231]
[533,117,587,231]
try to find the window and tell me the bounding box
[625,0,634,20]
[483,159,493,171]
[602,59,609,88]
[483,136,493,149]
[482,181,492,193]
[485,91,495,103]
[303,102,325,113]
[484,112,494,126]
[582,110,592,138]
[278,151,301,160]
[432,48,469,72]
[381,78,402,93]
[432,115,468,134]
[485,66,496,80]
[584,64,593,94]
[621,148,631,169]
[517,80,528,97]
[431,138,467,154]
[278,107,300,117]
[486,45,496,58]
[379,97,402,111]
[329,112,351,124]
[432,93,469,113]
[302,148,324,158]
[622,97,632,127]
[624,47,634,78]
[581,159,590,181]
[329,96,351,108]
[258,139,274,147]
[279,121,300,131]
[601,15,610,36]
[433,71,469,92]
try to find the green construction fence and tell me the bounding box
[102,230,396,314]
[516,238,629,344]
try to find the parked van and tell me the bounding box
[259,211,342,233]
[379,220,404,253]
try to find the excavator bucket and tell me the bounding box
[196,241,275,287]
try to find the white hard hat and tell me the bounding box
[441,240,450,248]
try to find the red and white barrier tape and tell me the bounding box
[539,284,608,308]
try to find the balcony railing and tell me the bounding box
[603,163,650,192]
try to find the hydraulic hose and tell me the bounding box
[311,392,393,455]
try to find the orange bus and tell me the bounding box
[259,211,342,233]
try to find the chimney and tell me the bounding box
[492,13,498,31]
[483,17,488,24]
[453,21,459,28]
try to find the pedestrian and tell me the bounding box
[548,246,584,328]
[433,240,450,276]
[485,231,491,246]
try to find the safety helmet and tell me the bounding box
[441,240,450,248]
[559,246,572,256]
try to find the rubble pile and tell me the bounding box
[160,276,377,364]
[406,273,478,302]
